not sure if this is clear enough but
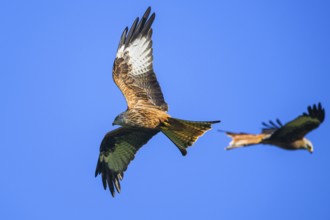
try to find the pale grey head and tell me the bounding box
[112,112,128,126]
[292,138,314,153]
[303,138,314,153]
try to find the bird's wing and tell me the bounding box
[269,103,325,141]
[261,118,284,134]
[113,7,168,111]
[95,127,159,197]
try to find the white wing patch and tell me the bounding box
[116,45,125,59]
[116,35,153,76]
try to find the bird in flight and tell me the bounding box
[95,7,220,197]
[222,103,325,153]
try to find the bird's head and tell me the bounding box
[303,138,314,153]
[112,112,127,126]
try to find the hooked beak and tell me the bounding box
[307,146,313,154]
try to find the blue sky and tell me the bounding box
[1,0,329,219]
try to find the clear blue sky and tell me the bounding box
[1,0,329,219]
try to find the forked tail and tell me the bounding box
[160,118,220,155]
[223,131,268,150]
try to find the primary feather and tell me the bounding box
[113,7,167,111]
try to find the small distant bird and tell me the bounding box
[223,103,325,153]
[95,7,220,197]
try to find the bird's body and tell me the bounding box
[113,106,170,129]
[95,7,220,197]
[224,103,325,153]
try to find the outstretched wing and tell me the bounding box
[269,103,325,141]
[261,118,284,134]
[95,127,159,197]
[113,7,168,111]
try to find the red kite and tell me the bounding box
[224,103,325,153]
[95,7,220,197]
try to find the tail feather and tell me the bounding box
[224,131,268,150]
[160,118,220,155]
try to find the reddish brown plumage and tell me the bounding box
[95,7,220,197]
[223,103,325,152]
[225,133,268,150]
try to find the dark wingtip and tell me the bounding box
[106,175,115,197]
[262,118,283,129]
[306,102,325,123]
[122,6,155,47]
[95,160,102,178]
[141,12,155,36]
[95,158,122,197]
[269,120,278,128]
[180,148,188,156]
[318,102,325,123]
[117,27,128,50]
[94,169,99,178]
[102,176,107,190]
[144,6,152,17]
[318,102,325,121]
[276,118,283,127]
[125,17,139,45]
[262,121,270,128]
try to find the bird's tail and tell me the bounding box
[160,117,220,155]
[221,131,267,150]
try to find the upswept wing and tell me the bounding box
[95,127,159,197]
[268,103,325,141]
[113,7,168,111]
[261,118,283,134]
